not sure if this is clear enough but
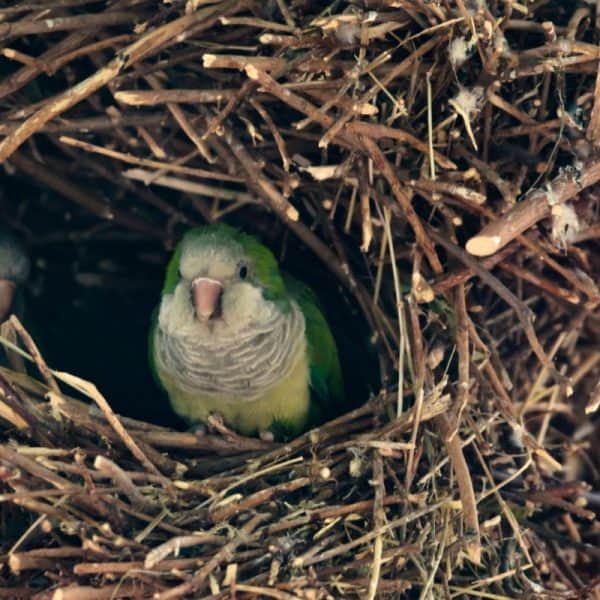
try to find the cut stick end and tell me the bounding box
[7,554,22,574]
[465,541,482,566]
[114,91,135,104]
[202,54,217,68]
[244,64,259,79]
[286,206,299,221]
[465,234,502,257]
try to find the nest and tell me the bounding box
[0,1,599,598]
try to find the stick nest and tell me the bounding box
[0,1,599,598]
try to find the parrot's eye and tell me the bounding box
[238,264,248,280]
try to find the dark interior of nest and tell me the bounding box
[0,176,381,427]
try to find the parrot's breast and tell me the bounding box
[153,299,310,432]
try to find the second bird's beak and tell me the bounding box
[191,277,223,321]
[0,279,16,324]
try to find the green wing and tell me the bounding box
[283,274,344,424]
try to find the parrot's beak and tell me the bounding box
[191,277,223,321]
[0,279,16,324]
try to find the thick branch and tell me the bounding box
[466,156,600,256]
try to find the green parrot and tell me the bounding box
[0,227,30,370]
[0,227,29,326]
[149,224,344,438]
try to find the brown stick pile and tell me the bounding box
[0,1,599,598]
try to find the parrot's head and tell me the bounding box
[158,224,289,336]
[0,228,30,324]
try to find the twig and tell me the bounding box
[362,136,443,274]
[9,152,164,239]
[466,156,600,256]
[52,370,171,486]
[366,450,385,600]
[0,12,135,40]
[434,414,481,565]
[59,136,242,182]
[155,513,269,599]
[429,227,557,375]
[144,534,226,569]
[9,316,59,394]
[93,455,155,510]
[0,2,239,163]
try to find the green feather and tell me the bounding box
[162,243,183,295]
[283,274,344,422]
